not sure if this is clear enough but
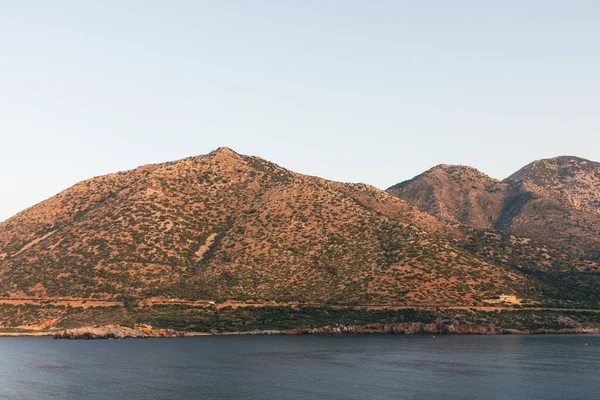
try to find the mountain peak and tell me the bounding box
[522,155,593,169]
[211,146,237,155]
[545,155,590,163]
[386,163,503,230]
[433,163,477,170]
[507,155,599,183]
[203,146,248,168]
[429,164,495,180]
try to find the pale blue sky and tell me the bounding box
[1,1,599,221]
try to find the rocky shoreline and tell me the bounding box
[50,322,600,339]
[54,324,192,339]
[224,322,600,336]
[302,322,600,335]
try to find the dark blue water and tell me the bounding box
[0,335,598,399]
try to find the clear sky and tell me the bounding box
[1,1,599,221]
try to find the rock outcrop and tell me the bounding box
[54,324,189,339]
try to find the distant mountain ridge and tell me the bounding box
[388,156,600,261]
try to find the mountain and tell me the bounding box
[387,156,600,261]
[1,148,600,335]
[2,148,596,309]
[387,164,505,230]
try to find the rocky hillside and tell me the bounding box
[388,156,600,261]
[508,156,600,215]
[387,165,506,230]
[0,149,598,308]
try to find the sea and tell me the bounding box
[0,334,598,399]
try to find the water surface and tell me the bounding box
[0,335,598,399]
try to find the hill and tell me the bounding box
[2,148,596,309]
[1,148,600,335]
[388,164,505,230]
[388,156,600,261]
